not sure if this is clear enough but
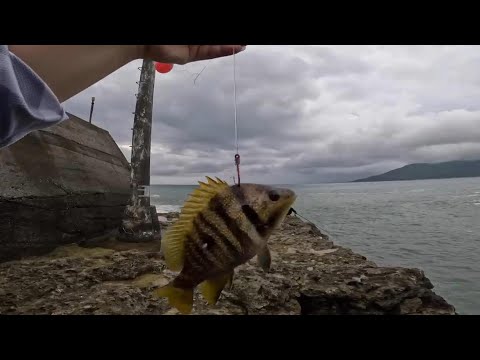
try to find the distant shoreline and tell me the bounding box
[352,174,480,183]
[353,160,480,183]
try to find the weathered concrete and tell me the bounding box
[0,113,131,262]
[119,59,160,242]
[0,213,456,315]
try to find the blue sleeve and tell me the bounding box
[0,45,69,149]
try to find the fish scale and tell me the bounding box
[153,176,296,314]
[209,195,253,254]
[200,209,243,254]
[193,217,236,265]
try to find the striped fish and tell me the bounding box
[153,176,297,314]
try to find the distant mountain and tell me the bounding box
[353,160,480,182]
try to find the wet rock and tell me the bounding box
[0,214,456,315]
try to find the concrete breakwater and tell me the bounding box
[0,113,131,262]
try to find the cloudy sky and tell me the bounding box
[63,45,480,185]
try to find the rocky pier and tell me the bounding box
[0,212,456,315]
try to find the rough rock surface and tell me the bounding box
[0,113,131,262]
[0,213,456,315]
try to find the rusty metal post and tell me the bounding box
[118,59,161,242]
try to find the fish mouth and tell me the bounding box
[269,188,297,229]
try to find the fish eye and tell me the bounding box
[268,190,280,202]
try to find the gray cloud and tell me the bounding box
[64,45,480,184]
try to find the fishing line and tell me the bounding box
[193,63,209,84]
[233,48,241,186]
[175,61,210,84]
[288,207,333,239]
[233,50,238,155]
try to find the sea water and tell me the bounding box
[150,177,480,314]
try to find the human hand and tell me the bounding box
[139,45,247,65]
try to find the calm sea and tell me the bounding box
[150,177,480,314]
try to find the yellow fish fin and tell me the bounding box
[153,284,194,315]
[199,272,234,305]
[215,177,229,185]
[161,176,229,271]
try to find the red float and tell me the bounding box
[155,62,174,73]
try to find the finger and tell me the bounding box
[195,45,247,61]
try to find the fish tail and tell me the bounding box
[199,271,234,305]
[153,284,194,315]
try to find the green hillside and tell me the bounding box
[353,160,480,182]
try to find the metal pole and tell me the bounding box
[89,97,95,123]
[118,59,160,242]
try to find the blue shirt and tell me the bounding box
[0,45,68,149]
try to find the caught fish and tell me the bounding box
[153,176,296,314]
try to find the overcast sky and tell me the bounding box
[63,45,480,185]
